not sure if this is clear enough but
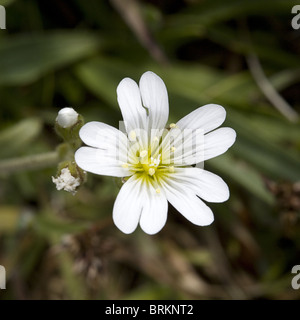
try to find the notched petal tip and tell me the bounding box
[116,76,148,132]
[139,70,169,130]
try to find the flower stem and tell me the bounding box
[0,151,59,175]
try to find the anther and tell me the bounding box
[169,123,177,129]
[171,147,176,152]
[121,163,129,168]
[169,166,175,173]
[129,130,136,141]
[148,168,155,176]
[155,188,161,194]
[140,150,148,158]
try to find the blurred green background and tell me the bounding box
[0,0,300,300]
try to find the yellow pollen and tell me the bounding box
[171,147,176,152]
[148,168,155,176]
[121,163,129,168]
[155,188,161,194]
[140,150,148,158]
[169,123,177,128]
[129,130,136,141]
[169,166,175,173]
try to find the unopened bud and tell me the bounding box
[56,107,79,128]
[55,107,84,150]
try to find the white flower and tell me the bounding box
[56,107,78,128]
[52,167,80,195]
[75,71,236,234]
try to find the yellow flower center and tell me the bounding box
[121,133,178,187]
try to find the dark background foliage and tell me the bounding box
[0,0,299,299]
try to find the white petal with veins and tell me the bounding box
[161,179,214,226]
[139,71,169,130]
[176,104,226,134]
[117,78,148,133]
[113,175,145,234]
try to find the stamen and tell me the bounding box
[121,163,129,168]
[129,130,136,141]
[169,123,177,129]
[169,166,175,173]
[155,188,161,194]
[171,147,176,152]
[148,168,155,176]
[153,159,159,167]
[140,150,148,158]
[149,157,154,167]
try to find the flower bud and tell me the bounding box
[52,161,86,195]
[55,107,84,150]
[56,107,78,128]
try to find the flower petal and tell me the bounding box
[139,71,169,130]
[161,126,236,166]
[79,121,129,153]
[75,146,131,177]
[170,168,229,203]
[113,175,145,234]
[161,127,205,166]
[139,181,168,235]
[117,77,148,132]
[203,127,236,161]
[160,179,214,226]
[176,104,226,134]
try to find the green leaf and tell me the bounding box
[163,0,299,37]
[0,0,16,6]
[0,118,42,158]
[0,31,101,85]
[75,57,141,107]
[227,110,300,144]
[228,115,300,182]
[33,212,90,238]
[208,153,274,205]
[207,26,300,69]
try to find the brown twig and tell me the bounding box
[110,0,169,65]
[246,54,299,122]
